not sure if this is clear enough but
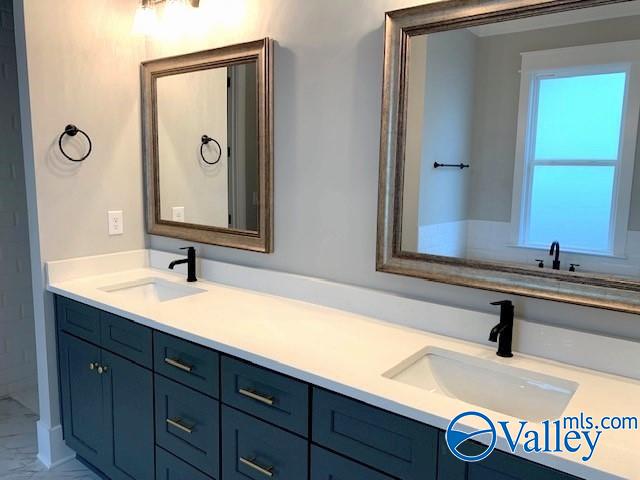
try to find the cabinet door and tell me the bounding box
[102,350,154,480]
[58,332,106,470]
[437,433,581,480]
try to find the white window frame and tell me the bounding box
[510,40,640,256]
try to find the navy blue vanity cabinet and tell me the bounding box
[436,433,582,480]
[57,295,102,344]
[101,350,154,480]
[56,296,154,480]
[156,447,213,480]
[221,355,309,436]
[154,331,220,398]
[101,311,153,369]
[56,296,585,480]
[155,374,220,479]
[313,388,438,480]
[57,332,154,480]
[310,445,396,480]
[58,332,107,471]
[221,405,308,479]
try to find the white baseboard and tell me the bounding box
[36,421,75,469]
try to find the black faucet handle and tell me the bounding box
[491,300,513,307]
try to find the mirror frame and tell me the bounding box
[377,0,640,314]
[141,38,273,252]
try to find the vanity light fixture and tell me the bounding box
[133,0,200,35]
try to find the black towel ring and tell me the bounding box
[58,124,92,162]
[200,135,222,165]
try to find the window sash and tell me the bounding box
[521,161,618,253]
[511,41,640,257]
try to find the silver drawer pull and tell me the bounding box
[166,417,194,434]
[238,388,274,406]
[239,456,274,477]
[164,357,193,373]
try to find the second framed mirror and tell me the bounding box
[142,38,273,252]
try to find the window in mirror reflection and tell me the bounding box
[521,70,627,253]
[513,42,639,256]
[400,3,640,277]
[156,62,259,232]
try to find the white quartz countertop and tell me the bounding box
[47,264,640,480]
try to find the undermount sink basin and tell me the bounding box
[99,277,205,303]
[384,347,577,422]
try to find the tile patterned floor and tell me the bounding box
[0,399,100,479]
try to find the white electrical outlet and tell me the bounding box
[108,210,124,235]
[172,206,185,222]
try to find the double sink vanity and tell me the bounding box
[46,250,640,480]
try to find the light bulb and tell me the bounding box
[133,3,158,36]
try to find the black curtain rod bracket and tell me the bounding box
[434,162,470,169]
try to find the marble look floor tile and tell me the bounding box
[0,399,100,480]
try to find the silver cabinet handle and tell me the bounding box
[164,357,193,373]
[97,365,108,375]
[238,388,274,406]
[89,362,98,371]
[239,456,274,477]
[166,417,194,434]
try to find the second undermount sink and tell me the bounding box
[99,277,206,303]
[384,347,578,422]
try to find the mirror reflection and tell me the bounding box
[157,61,259,232]
[401,2,640,278]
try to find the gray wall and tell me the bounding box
[0,0,35,411]
[418,29,476,227]
[147,1,640,342]
[401,35,427,251]
[468,15,640,227]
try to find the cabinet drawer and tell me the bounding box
[155,375,220,479]
[101,311,152,368]
[311,446,395,480]
[437,433,580,480]
[154,332,219,397]
[312,388,437,480]
[221,356,309,436]
[222,405,308,480]
[156,447,213,480]
[56,296,101,344]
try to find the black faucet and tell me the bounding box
[489,300,514,358]
[549,241,561,270]
[168,247,197,282]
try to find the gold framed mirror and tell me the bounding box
[142,38,273,252]
[377,0,640,313]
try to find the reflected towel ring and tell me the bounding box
[200,135,222,165]
[58,124,92,162]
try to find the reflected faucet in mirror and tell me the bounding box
[549,241,561,270]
